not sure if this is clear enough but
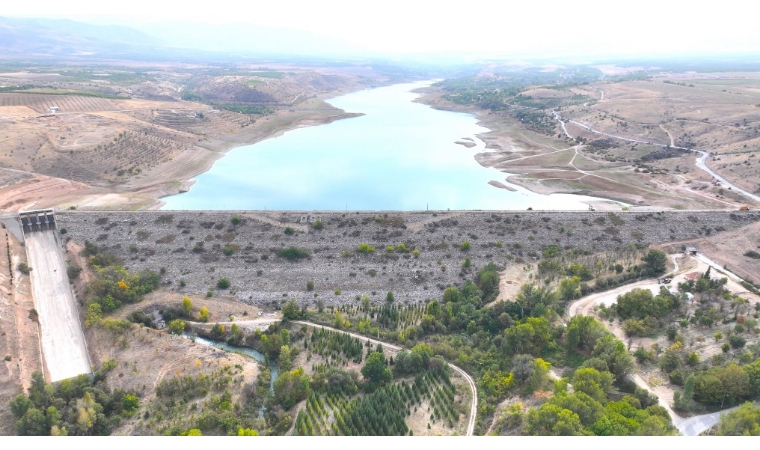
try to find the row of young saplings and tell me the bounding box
[293,369,458,436]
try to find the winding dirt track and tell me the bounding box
[292,320,478,436]
[564,253,758,435]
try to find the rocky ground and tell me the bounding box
[55,210,760,311]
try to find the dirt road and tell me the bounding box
[556,116,759,204]
[24,229,91,381]
[566,253,758,435]
[292,320,478,436]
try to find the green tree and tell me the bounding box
[719,363,750,403]
[361,352,392,385]
[559,276,582,301]
[168,319,186,335]
[716,402,760,436]
[743,358,760,397]
[642,249,668,275]
[279,345,293,372]
[693,374,724,404]
[549,392,604,427]
[216,278,231,289]
[515,284,557,318]
[282,299,302,320]
[572,368,613,403]
[16,407,49,435]
[524,403,589,436]
[272,367,311,410]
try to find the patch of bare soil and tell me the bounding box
[670,219,760,285]
[90,325,261,435]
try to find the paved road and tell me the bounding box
[25,229,91,381]
[292,320,478,436]
[695,151,760,202]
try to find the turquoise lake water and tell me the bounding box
[162,81,604,210]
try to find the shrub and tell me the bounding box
[334,289,341,295]
[284,227,295,235]
[460,241,471,251]
[722,343,731,353]
[59,228,67,235]
[17,263,31,274]
[312,220,324,230]
[67,264,82,280]
[412,249,420,258]
[357,243,376,254]
[462,257,471,268]
[276,246,310,261]
[222,244,239,256]
[306,281,315,291]
[729,335,746,349]
[230,215,242,225]
[386,291,394,303]
[217,278,231,289]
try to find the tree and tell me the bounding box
[642,249,667,275]
[361,352,391,385]
[524,403,589,436]
[272,367,311,410]
[549,392,604,427]
[559,276,582,301]
[198,306,209,322]
[716,402,760,435]
[591,334,635,379]
[279,345,293,371]
[743,358,760,397]
[16,407,49,435]
[282,299,301,320]
[181,297,193,316]
[515,284,557,318]
[168,319,186,335]
[693,374,724,404]
[566,315,607,351]
[719,364,749,403]
[572,368,613,403]
[237,427,260,436]
[217,278,231,289]
[616,287,676,320]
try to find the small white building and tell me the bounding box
[48,106,59,114]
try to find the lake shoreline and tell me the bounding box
[161,81,620,211]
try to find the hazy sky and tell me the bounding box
[5,0,760,57]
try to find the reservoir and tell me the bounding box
[162,81,607,210]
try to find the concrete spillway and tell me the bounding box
[24,228,91,382]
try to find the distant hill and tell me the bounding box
[0,16,368,60]
[130,21,367,57]
[0,16,161,56]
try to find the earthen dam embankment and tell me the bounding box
[56,210,759,308]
